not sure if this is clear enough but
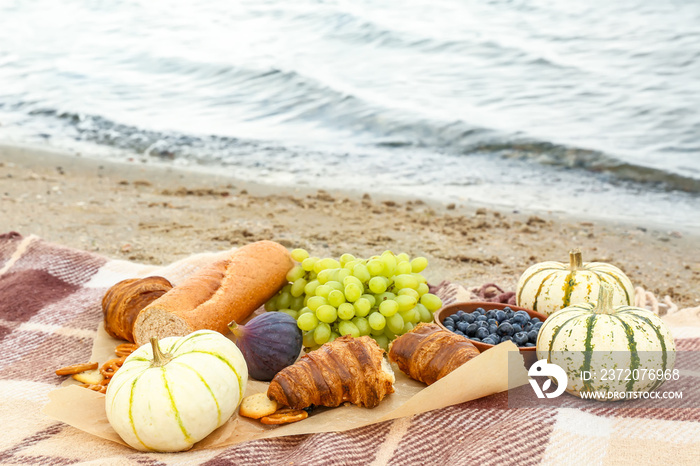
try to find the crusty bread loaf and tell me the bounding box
[132,240,293,346]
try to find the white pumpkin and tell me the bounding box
[536,284,675,400]
[516,248,634,316]
[105,330,248,452]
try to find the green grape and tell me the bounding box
[353,297,371,317]
[328,289,346,307]
[307,296,327,312]
[352,316,371,336]
[286,265,306,282]
[372,334,389,351]
[379,299,399,317]
[279,309,298,320]
[417,282,430,296]
[396,252,410,262]
[415,303,433,323]
[420,293,443,312]
[367,259,384,276]
[301,256,319,271]
[264,298,277,311]
[302,331,316,348]
[411,256,428,273]
[352,263,371,283]
[361,294,376,307]
[290,295,305,311]
[383,326,397,340]
[402,322,415,334]
[411,273,428,284]
[317,258,341,271]
[369,276,387,294]
[277,292,292,309]
[370,326,384,336]
[326,280,343,292]
[338,321,360,338]
[291,248,309,262]
[304,279,321,295]
[337,302,355,320]
[398,288,420,300]
[399,307,419,324]
[387,313,405,334]
[344,283,362,302]
[328,331,340,343]
[336,268,351,282]
[314,322,331,345]
[316,269,334,284]
[396,261,412,275]
[340,253,355,266]
[298,306,313,315]
[375,291,396,303]
[394,274,418,290]
[343,275,363,288]
[380,252,397,277]
[316,304,338,323]
[297,312,319,331]
[314,284,332,298]
[395,295,417,312]
[368,312,386,331]
[343,259,359,271]
[290,278,307,297]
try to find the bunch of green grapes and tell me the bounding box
[265,249,443,351]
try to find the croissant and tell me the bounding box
[388,323,479,385]
[267,335,395,409]
[102,276,173,342]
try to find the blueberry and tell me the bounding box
[485,310,497,319]
[476,315,488,322]
[503,306,512,312]
[533,322,543,331]
[525,342,536,347]
[527,330,539,343]
[445,325,455,332]
[471,337,481,342]
[487,318,498,326]
[454,330,465,336]
[443,317,454,326]
[466,323,478,336]
[488,324,498,334]
[483,336,499,346]
[512,323,523,334]
[505,309,515,319]
[500,335,513,343]
[476,327,489,339]
[523,322,533,332]
[513,332,529,346]
[456,310,465,317]
[463,314,475,324]
[478,321,489,328]
[514,310,529,319]
[512,315,528,326]
[495,310,507,322]
[530,317,541,324]
[497,322,514,336]
[475,307,485,315]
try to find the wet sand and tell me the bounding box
[1,142,698,308]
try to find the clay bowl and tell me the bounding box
[434,301,548,356]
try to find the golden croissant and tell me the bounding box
[388,323,479,385]
[267,335,395,409]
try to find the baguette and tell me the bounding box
[132,240,293,346]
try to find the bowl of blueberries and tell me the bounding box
[434,302,548,353]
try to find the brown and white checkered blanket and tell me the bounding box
[1,232,699,465]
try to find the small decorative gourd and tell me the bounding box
[516,248,634,316]
[536,284,675,399]
[105,330,248,452]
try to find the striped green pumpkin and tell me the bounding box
[536,284,675,400]
[105,330,248,452]
[516,249,634,316]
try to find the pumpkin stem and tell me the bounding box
[569,249,583,270]
[150,337,172,367]
[594,283,615,315]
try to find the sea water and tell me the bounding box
[0,0,698,228]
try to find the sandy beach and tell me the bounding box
[1,142,698,309]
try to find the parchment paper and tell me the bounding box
[43,324,529,450]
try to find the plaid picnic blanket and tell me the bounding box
[1,232,699,465]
